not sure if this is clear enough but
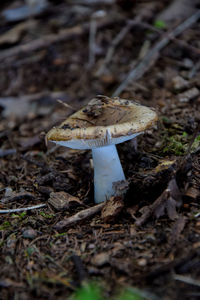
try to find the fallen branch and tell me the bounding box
[173,274,200,288]
[96,17,141,76]
[113,10,200,96]
[54,202,105,230]
[0,18,119,63]
[88,11,106,68]
[135,192,167,227]
[0,203,46,214]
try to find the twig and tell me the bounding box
[96,18,139,76]
[88,11,106,68]
[1,192,35,204]
[57,99,76,111]
[173,274,200,288]
[54,202,104,230]
[96,11,153,77]
[113,10,200,97]
[0,149,16,158]
[135,191,168,227]
[137,21,200,55]
[0,18,119,63]
[0,203,46,214]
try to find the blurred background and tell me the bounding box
[0,1,200,300]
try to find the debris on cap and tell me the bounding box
[46,95,158,146]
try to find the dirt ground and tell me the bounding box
[0,0,200,299]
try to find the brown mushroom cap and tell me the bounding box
[46,95,158,148]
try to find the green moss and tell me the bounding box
[0,221,11,230]
[71,282,151,300]
[54,232,68,238]
[162,131,200,156]
[153,20,166,29]
[26,246,36,257]
[39,211,55,218]
[163,134,188,155]
[11,211,27,219]
[191,135,200,152]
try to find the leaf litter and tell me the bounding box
[0,1,200,299]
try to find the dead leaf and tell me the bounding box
[101,196,124,222]
[113,180,129,196]
[185,186,200,200]
[48,191,82,210]
[92,252,110,267]
[169,217,186,246]
[126,205,139,220]
[166,197,178,220]
[136,178,182,226]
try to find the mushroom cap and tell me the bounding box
[46,95,158,149]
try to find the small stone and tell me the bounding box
[22,228,37,239]
[92,252,110,267]
[172,76,189,91]
[4,187,13,197]
[183,58,193,69]
[88,243,95,249]
[137,258,147,267]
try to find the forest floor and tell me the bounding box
[0,0,200,299]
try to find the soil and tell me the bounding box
[0,1,200,299]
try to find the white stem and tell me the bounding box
[92,145,125,203]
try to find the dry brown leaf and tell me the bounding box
[101,196,124,222]
[169,217,186,246]
[48,191,82,210]
[136,178,182,226]
[92,252,110,267]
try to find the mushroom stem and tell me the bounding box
[92,144,125,203]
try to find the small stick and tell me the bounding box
[113,10,200,96]
[173,274,200,288]
[88,17,97,67]
[0,18,118,63]
[96,13,147,76]
[135,191,168,227]
[57,99,75,111]
[54,202,104,230]
[0,203,46,214]
[96,19,138,76]
[0,149,16,158]
[88,11,106,68]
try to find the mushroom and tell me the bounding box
[46,95,158,203]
